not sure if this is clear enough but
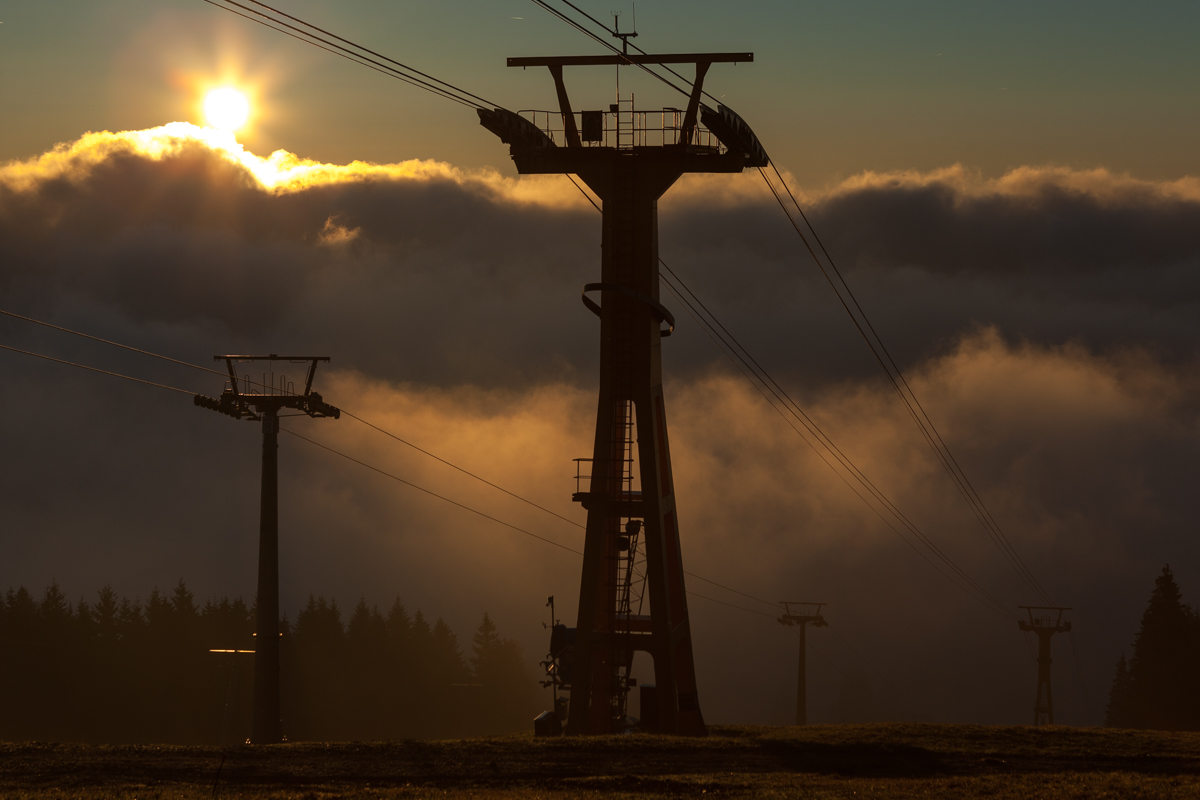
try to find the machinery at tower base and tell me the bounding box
[481,50,766,736]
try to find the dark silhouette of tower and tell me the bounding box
[195,354,340,743]
[777,602,827,725]
[1018,606,1072,725]
[479,51,766,736]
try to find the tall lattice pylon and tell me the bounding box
[480,49,766,735]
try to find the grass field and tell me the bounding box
[2,723,1198,799]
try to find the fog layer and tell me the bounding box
[3,125,1199,725]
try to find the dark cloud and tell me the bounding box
[2,127,1199,727]
[662,167,1200,374]
[810,167,1200,274]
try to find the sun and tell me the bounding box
[203,87,250,131]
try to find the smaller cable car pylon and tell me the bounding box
[195,354,340,743]
[1018,606,1072,725]
[480,44,767,736]
[777,602,827,726]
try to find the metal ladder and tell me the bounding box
[616,94,635,150]
[606,399,640,723]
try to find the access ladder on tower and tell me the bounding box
[615,94,635,150]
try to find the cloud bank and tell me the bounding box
[2,125,1199,726]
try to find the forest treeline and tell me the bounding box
[0,581,542,743]
[1106,566,1200,730]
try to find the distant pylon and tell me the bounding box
[777,602,827,725]
[1018,606,1072,725]
[195,354,340,744]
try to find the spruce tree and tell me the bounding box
[346,599,388,739]
[470,612,500,676]
[0,582,532,742]
[1112,565,1200,730]
[1104,654,1131,727]
[470,612,539,734]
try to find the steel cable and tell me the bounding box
[536,0,1054,611]
[283,427,776,617]
[0,343,197,395]
[758,165,1055,607]
[241,0,505,110]
[561,179,1016,621]
[201,0,489,110]
[0,308,785,616]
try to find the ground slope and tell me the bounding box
[2,723,1198,798]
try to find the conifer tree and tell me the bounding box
[0,582,537,742]
[383,598,414,734]
[346,599,389,739]
[470,612,501,676]
[1108,565,1200,730]
[1104,654,1131,727]
[469,612,539,734]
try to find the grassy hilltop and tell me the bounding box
[2,723,1198,799]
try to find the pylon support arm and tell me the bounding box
[548,65,582,148]
[679,62,711,146]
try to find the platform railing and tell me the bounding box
[517,109,725,151]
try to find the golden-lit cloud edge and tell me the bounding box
[7,124,1199,211]
[0,123,594,208]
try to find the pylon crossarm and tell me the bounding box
[507,53,752,67]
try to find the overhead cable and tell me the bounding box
[657,270,1015,622]
[0,325,898,696]
[342,409,586,532]
[526,0,693,98]
[0,343,196,395]
[757,165,1055,607]
[536,0,1054,610]
[200,0,495,110]
[282,427,777,618]
[0,307,784,615]
[280,426,582,555]
[240,0,505,109]
[561,178,1015,621]
[561,174,1014,619]
[0,308,231,380]
[543,0,722,105]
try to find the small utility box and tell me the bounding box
[534,709,562,737]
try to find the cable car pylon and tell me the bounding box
[777,602,827,726]
[195,354,341,744]
[1018,605,1072,725]
[480,47,767,736]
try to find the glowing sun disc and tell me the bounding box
[204,88,250,131]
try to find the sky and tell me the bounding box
[4,1,1200,183]
[1,0,1200,729]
